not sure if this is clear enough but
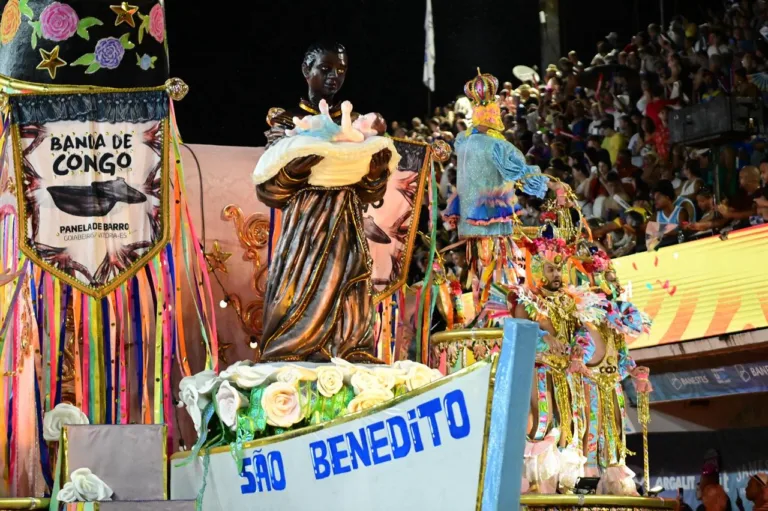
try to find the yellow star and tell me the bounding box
[110,2,139,27]
[36,46,67,79]
[218,341,233,365]
[204,240,232,274]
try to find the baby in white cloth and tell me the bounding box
[287,99,386,142]
[253,100,399,188]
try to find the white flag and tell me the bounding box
[423,0,435,92]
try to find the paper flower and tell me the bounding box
[40,2,78,41]
[57,468,113,502]
[94,37,124,69]
[274,365,318,386]
[261,382,302,428]
[0,0,20,45]
[219,361,275,389]
[370,367,405,391]
[315,366,344,398]
[148,3,164,43]
[330,357,358,380]
[350,370,383,395]
[178,370,220,437]
[215,381,249,431]
[43,403,89,442]
[347,388,394,413]
[393,360,441,391]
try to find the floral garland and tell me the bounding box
[177,359,443,468]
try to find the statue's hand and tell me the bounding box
[544,334,567,356]
[282,155,324,180]
[367,148,392,181]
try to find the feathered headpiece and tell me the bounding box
[464,69,505,132]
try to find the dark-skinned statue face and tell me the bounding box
[302,43,348,104]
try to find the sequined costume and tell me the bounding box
[256,100,389,362]
[441,71,548,324]
[568,248,652,490]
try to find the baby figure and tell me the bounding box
[287,99,386,142]
[254,99,399,189]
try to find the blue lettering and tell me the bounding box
[253,451,272,492]
[328,434,351,475]
[417,398,444,447]
[310,441,331,480]
[386,416,411,459]
[408,409,425,452]
[444,390,471,439]
[346,429,371,470]
[239,456,256,494]
[367,421,391,465]
[268,451,286,491]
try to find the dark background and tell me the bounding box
[166,0,720,146]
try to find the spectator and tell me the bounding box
[745,474,768,511]
[718,165,762,226]
[601,115,627,164]
[702,484,730,511]
[680,159,705,199]
[686,188,726,234]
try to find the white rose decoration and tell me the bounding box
[56,468,113,502]
[431,368,444,381]
[315,366,344,398]
[371,367,405,391]
[275,365,318,385]
[178,370,220,438]
[216,381,250,431]
[220,361,276,389]
[350,369,384,395]
[347,388,394,413]
[404,363,437,391]
[330,357,358,380]
[261,382,303,428]
[43,403,89,442]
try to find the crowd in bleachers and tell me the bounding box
[401,1,768,281]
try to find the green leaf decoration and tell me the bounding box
[119,32,135,50]
[71,53,95,67]
[247,386,268,433]
[298,381,319,421]
[393,384,409,397]
[30,27,36,50]
[76,17,103,41]
[137,13,149,45]
[85,61,101,74]
[19,0,33,20]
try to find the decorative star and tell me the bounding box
[204,240,232,274]
[36,46,67,79]
[218,341,233,365]
[110,2,139,27]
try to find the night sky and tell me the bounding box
[166,0,717,147]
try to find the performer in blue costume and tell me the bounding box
[442,70,549,323]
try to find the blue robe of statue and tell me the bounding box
[443,128,549,238]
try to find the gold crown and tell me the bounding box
[464,68,499,106]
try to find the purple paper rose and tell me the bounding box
[94,37,124,69]
[40,2,78,42]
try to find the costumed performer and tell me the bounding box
[441,70,550,326]
[255,42,395,362]
[568,247,652,494]
[509,235,606,494]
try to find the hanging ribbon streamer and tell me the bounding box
[415,161,439,363]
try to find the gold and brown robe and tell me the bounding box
[255,100,387,362]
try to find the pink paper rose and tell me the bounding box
[148,4,164,43]
[40,2,78,42]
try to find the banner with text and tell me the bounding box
[171,363,491,511]
[11,91,170,297]
[625,360,768,404]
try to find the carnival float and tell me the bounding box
[0,1,672,510]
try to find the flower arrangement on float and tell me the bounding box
[177,358,443,467]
